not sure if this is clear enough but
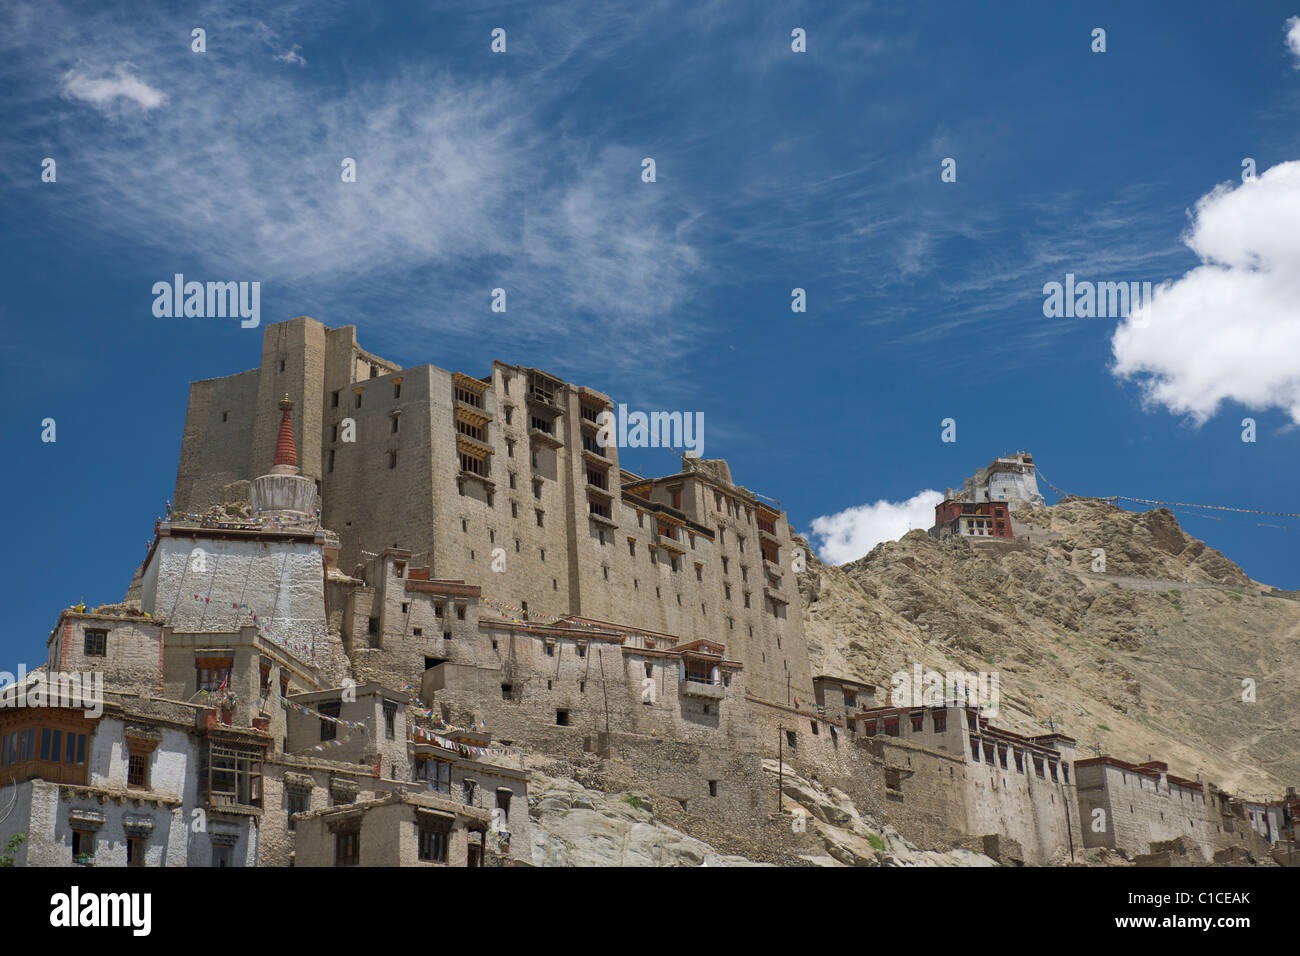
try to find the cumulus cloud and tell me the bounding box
[1286,16,1300,67]
[807,490,944,565]
[1111,160,1300,424]
[60,66,166,111]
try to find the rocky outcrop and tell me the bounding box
[527,765,997,868]
[528,774,765,867]
[762,759,995,867]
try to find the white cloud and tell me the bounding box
[1286,16,1300,67]
[1111,160,1300,424]
[273,45,306,67]
[2,1,705,379]
[60,66,165,111]
[807,490,943,565]
[255,20,307,66]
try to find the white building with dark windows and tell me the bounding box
[1,396,528,868]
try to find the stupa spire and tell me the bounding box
[252,393,317,518]
[272,394,299,473]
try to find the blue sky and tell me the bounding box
[2,1,1299,665]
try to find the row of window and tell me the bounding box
[0,727,88,766]
[714,492,761,525]
[782,720,841,750]
[457,418,485,442]
[71,829,153,866]
[969,737,1068,782]
[451,484,779,583]
[860,711,948,737]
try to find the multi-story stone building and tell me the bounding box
[930,499,1014,541]
[171,316,812,710]
[294,790,495,868]
[5,321,1285,868]
[1074,757,1273,862]
[950,451,1045,507]
[846,703,1083,865]
[811,675,877,725]
[0,673,265,867]
[1,399,530,867]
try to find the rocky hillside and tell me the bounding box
[526,762,994,866]
[797,498,1300,796]
[528,773,763,866]
[759,759,995,867]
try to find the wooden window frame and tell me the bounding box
[335,829,360,867]
[202,742,264,808]
[195,657,233,694]
[318,701,341,742]
[418,820,451,863]
[83,629,107,658]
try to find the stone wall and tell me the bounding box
[293,794,487,867]
[284,684,410,782]
[53,785,191,868]
[46,613,164,694]
[258,758,392,867]
[174,368,261,514]
[174,318,813,712]
[141,530,328,663]
[1076,761,1229,859]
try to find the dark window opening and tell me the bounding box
[336,831,360,867]
[418,824,449,863]
[319,701,341,741]
[83,629,107,657]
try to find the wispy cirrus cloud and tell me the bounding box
[0,0,707,381]
[272,45,306,66]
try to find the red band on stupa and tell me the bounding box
[274,396,298,469]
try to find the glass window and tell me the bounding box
[418,825,449,863]
[287,790,309,830]
[336,831,360,866]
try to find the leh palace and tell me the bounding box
[0,316,1291,868]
